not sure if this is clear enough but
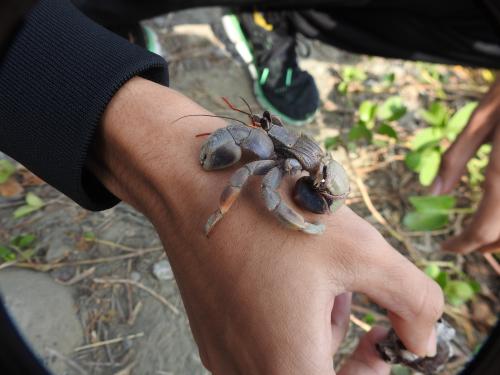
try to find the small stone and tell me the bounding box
[152,260,174,281]
[45,237,74,263]
[130,271,141,282]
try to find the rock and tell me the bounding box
[152,260,174,281]
[45,236,74,263]
[130,271,141,282]
[0,269,83,374]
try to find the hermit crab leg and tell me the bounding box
[205,160,278,236]
[261,167,325,235]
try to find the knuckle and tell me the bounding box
[413,278,444,323]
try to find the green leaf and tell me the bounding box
[409,195,456,213]
[359,100,377,123]
[467,144,491,186]
[446,102,478,140]
[411,127,444,150]
[391,364,411,375]
[83,231,96,241]
[377,123,398,140]
[342,66,366,82]
[337,81,348,95]
[418,149,441,186]
[25,192,44,208]
[425,263,441,279]
[377,96,406,121]
[420,102,448,127]
[445,280,475,306]
[13,205,39,219]
[11,234,36,249]
[382,72,395,85]
[324,136,341,150]
[435,271,449,289]
[468,280,481,293]
[0,245,16,262]
[405,150,422,172]
[348,122,372,142]
[0,159,16,184]
[403,211,449,231]
[362,313,375,325]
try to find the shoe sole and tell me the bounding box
[221,14,316,127]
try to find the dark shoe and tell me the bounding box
[221,11,319,126]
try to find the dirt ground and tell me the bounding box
[0,7,498,375]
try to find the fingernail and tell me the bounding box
[429,177,442,196]
[426,327,437,357]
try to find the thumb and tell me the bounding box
[337,327,391,375]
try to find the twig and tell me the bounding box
[356,155,405,175]
[349,314,371,332]
[483,253,500,276]
[74,332,144,352]
[7,247,162,271]
[87,239,162,253]
[344,149,421,261]
[55,266,96,286]
[0,260,17,270]
[93,278,180,315]
[46,348,88,375]
[128,301,143,326]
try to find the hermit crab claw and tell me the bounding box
[293,156,350,214]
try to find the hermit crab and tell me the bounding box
[194,98,350,236]
[377,318,456,374]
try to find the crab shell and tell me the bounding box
[293,157,350,214]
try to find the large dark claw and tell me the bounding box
[293,177,329,214]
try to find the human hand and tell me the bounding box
[90,77,444,374]
[431,78,500,254]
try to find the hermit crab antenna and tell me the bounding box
[222,97,251,117]
[172,114,248,127]
[239,97,253,116]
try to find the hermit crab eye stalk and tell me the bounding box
[321,165,327,183]
[260,117,271,131]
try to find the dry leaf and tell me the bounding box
[0,178,24,197]
[18,169,45,186]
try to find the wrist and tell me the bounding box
[88,76,227,231]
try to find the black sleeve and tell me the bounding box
[0,0,169,210]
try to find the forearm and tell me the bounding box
[87,76,229,255]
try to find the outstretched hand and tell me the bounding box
[90,77,443,374]
[431,78,500,254]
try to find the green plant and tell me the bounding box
[403,195,456,231]
[0,245,16,262]
[83,231,96,241]
[362,313,375,325]
[424,262,479,306]
[325,97,404,151]
[405,101,478,186]
[350,96,404,143]
[13,192,45,218]
[0,233,37,262]
[337,66,367,95]
[0,159,16,184]
[467,144,491,187]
